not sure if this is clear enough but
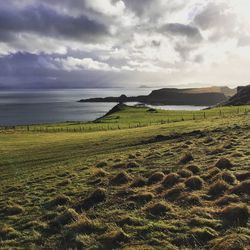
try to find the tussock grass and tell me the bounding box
[0,105,249,249]
[178,169,193,178]
[230,180,250,195]
[186,165,200,174]
[145,201,172,216]
[130,177,146,188]
[4,204,24,216]
[211,233,250,250]
[99,229,129,248]
[129,192,154,204]
[75,188,106,210]
[220,204,249,227]
[162,173,179,188]
[214,158,233,170]
[147,172,165,185]
[184,176,204,190]
[110,171,132,185]
[179,152,194,164]
[208,180,230,197]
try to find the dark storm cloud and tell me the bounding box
[0,5,109,43]
[161,23,203,42]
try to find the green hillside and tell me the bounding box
[0,106,250,249]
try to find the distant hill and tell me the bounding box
[222,85,250,106]
[79,86,232,106]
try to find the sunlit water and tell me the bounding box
[0,89,208,125]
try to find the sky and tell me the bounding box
[1,0,250,89]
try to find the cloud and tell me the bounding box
[161,23,203,42]
[57,57,119,72]
[0,0,250,88]
[0,5,110,43]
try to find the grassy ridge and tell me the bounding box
[0,106,249,249]
[2,105,250,132]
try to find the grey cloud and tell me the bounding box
[238,36,250,47]
[193,3,236,41]
[161,23,203,42]
[0,5,110,43]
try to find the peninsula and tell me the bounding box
[79,86,235,106]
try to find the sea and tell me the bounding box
[0,88,208,126]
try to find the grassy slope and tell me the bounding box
[8,105,250,132]
[0,106,249,249]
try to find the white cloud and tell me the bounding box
[57,57,120,72]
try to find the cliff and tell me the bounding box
[222,85,250,106]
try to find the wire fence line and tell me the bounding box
[1,108,249,133]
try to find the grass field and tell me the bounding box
[2,104,250,132]
[0,105,250,249]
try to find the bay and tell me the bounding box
[0,88,207,125]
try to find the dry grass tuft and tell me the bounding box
[162,173,179,188]
[51,208,79,226]
[66,214,103,233]
[147,172,165,185]
[184,176,204,190]
[48,194,71,207]
[116,216,142,227]
[220,204,249,227]
[211,233,250,250]
[75,188,106,210]
[129,192,154,204]
[127,162,140,168]
[190,227,218,244]
[186,165,200,174]
[230,180,250,195]
[146,201,172,216]
[220,171,236,185]
[92,168,108,178]
[178,169,193,178]
[130,177,146,188]
[179,193,202,206]
[204,168,221,182]
[215,194,240,206]
[214,158,233,170]
[0,224,19,240]
[100,229,129,247]
[5,204,24,216]
[110,171,132,185]
[235,171,250,181]
[179,152,194,164]
[208,180,230,197]
[164,184,185,201]
[96,161,108,168]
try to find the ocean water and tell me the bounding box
[0,89,208,125]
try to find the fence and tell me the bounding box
[0,107,249,133]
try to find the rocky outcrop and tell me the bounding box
[222,85,250,106]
